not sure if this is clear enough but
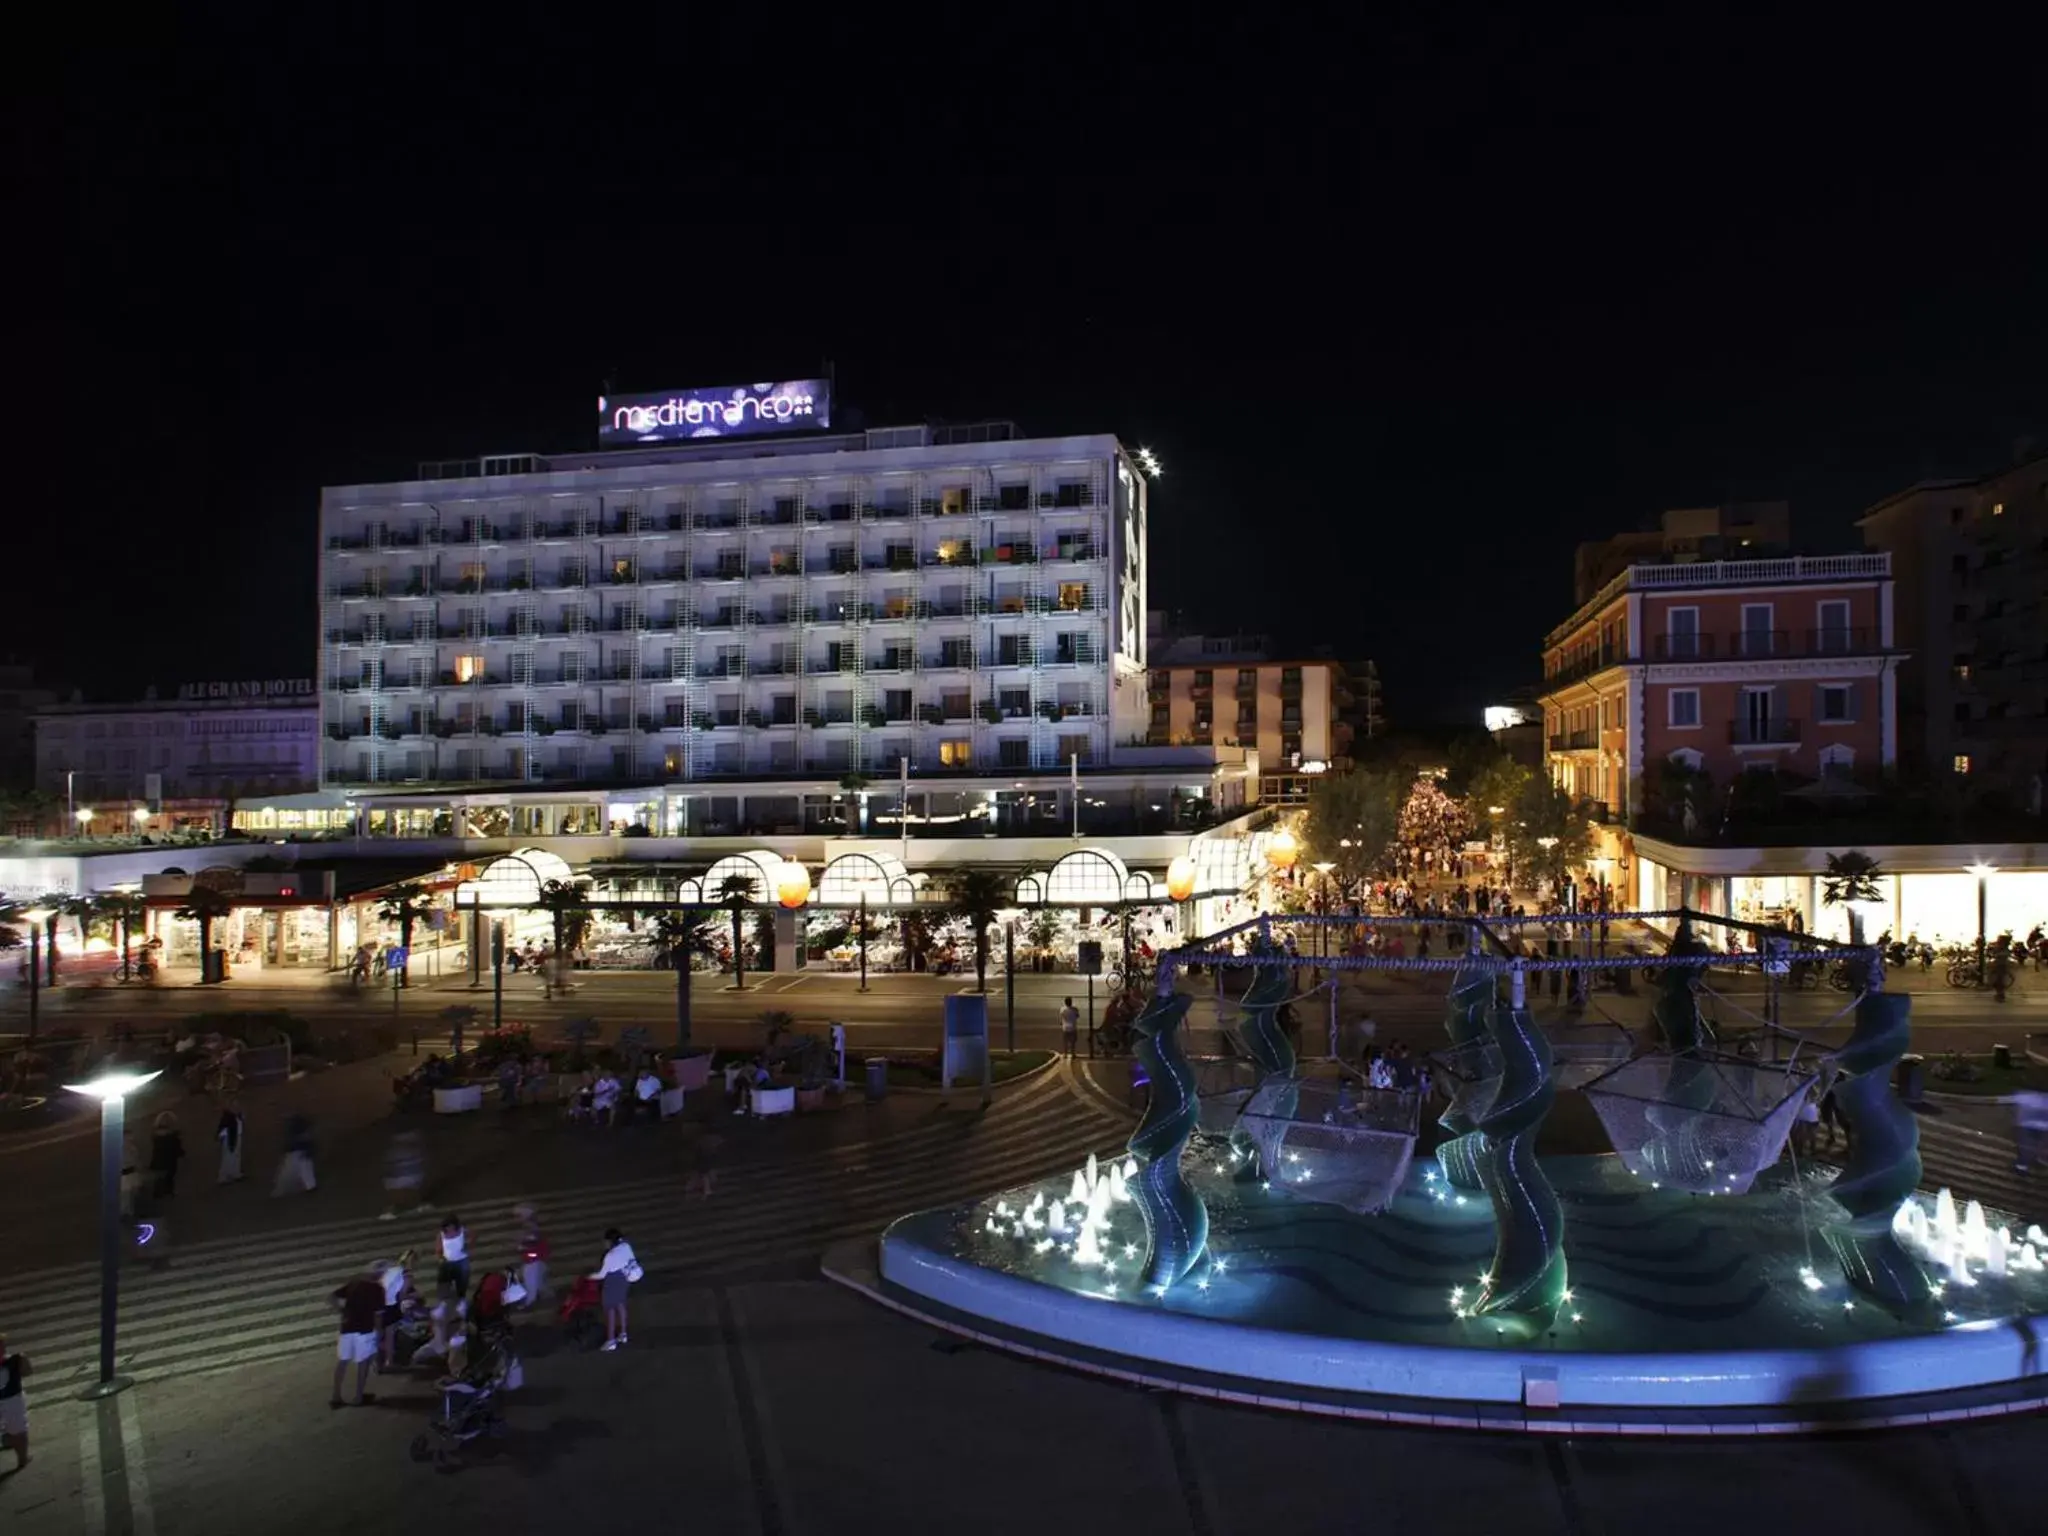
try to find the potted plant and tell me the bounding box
[1036,700,1060,720]
[860,704,886,728]
[977,700,1003,725]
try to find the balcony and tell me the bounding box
[1728,718,1802,745]
[981,545,1037,565]
[1044,543,1101,562]
[861,502,913,522]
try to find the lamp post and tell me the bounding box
[1311,861,1335,980]
[64,1067,162,1399]
[1967,861,1996,990]
[1536,836,1559,901]
[19,906,51,1045]
[132,806,151,836]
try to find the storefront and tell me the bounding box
[1631,836,2048,949]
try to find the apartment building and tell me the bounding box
[1143,629,1356,802]
[35,685,320,828]
[1857,450,2048,807]
[1571,502,1792,606]
[1538,552,1903,821]
[318,422,1150,789]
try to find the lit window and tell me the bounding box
[454,655,485,682]
[1058,582,1088,611]
[1953,754,1971,774]
[1991,502,2004,516]
[935,540,966,564]
[938,739,971,768]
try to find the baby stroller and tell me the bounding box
[409,1321,517,1466]
[559,1275,606,1350]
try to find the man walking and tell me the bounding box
[1059,998,1079,1059]
[329,1264,383,1408]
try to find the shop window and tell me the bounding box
[1668,689,1700,728]
[454,655,485,682]
[938,739,971,767]
[1953,754,1971,774]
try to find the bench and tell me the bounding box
[751,1085,796,1118]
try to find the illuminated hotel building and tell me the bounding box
[310,407,1248,835]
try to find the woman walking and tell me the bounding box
[590,1228,640,1352]
[436,1214,470,1300]
[149,1112,186,1200]
[216,1101,245,1183]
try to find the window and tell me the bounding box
[938,739,971,768]
[1953,657,1972,682]
[998,738,1029,767]
[1665,606,1700,658]
[1953,754,1971,774]
[1815,599,1851,653]
[1668,689,1700,728]
[454,654,486,682]
[1740,603,1775,656]
[1817,685,1853,724]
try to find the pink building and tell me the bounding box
[1538,553,1904,829]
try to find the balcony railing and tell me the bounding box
[1728,718,1802,745]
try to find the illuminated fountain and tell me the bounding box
[848,909,2048,1430]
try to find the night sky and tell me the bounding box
[23,12,2043,727]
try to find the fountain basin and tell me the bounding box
[854,1156,2048,1430]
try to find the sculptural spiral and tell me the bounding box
[1471,984,1568,1323]
[1236,940,1296,1079]
[1822,990,1925,1308]
[1434,951,1498,1191]
[1128,990,1208,1291]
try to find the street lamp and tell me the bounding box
[1310,861,1336,981]
[63,1066,162,1398]
[1967,861,1996,990]
[16,906,51,1045]
[74,807,95,839]
[132,806,151,829]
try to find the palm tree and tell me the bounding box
[534,878,592,991]
[176,885,236,982]
[652,908,716,1051]
[376,881,436,988]
[94,891,149,981]
[717,873,758,990]
[1820,850,1886,983]
[948,870,1009,993]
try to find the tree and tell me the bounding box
[1506,778,1592,893]
[175,885,236,981]
[1820,850,1885,947]
[1303,768,1405,889]
[1463,758,1533,840]
[651,908,716,1051]
[716,872,758,990]
[94,891,149,981]
[534,878,592,991]
[948,869,1009,993]
[376,881,436,988]
[651,909,715,970]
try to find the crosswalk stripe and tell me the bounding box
[7,1079,1134,1386]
